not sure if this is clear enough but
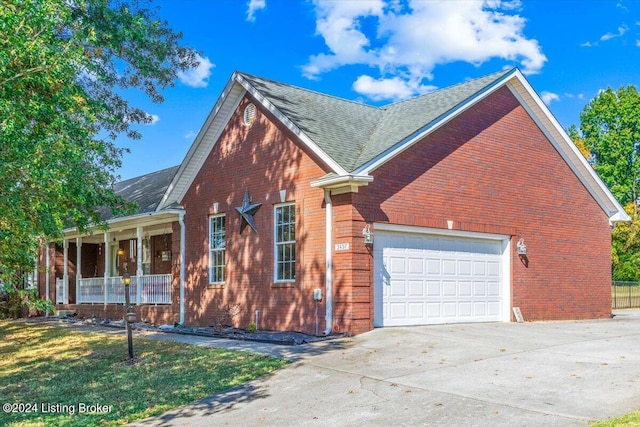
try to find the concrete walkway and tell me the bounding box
[129,310,640,427]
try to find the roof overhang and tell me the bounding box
[310,173,374,195]
[157,71,348,210]
[505,73,630,224]
[62,209,184,241]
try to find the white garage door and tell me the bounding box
[374,230,506,327]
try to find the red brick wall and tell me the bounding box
[180,95,329,333]
[353,86,612,322]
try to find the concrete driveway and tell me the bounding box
[132,310,640,427]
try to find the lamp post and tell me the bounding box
[121,272,135,360]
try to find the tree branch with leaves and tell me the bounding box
[0,0,198,300]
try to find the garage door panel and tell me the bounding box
[408,303,424,318]
[488,281,500,296]
[389,303,406,319]
[488,261,500,276]
[390,280,406,297]
[375,231,505,327]
[408,258,424,274]
[443,281,457,296]
[408,280,424,296]
[442,260,456,275]
[390,257,406,274]
[426,259,440,274]
[458,260,472,275]
[442,302,457,317]
[458,281,472,296]
[426,281,440,296]
[473,281,487,296]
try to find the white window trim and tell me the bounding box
[209,214,226,285]
[274,203,296,283]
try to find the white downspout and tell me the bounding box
[323,190,333,335]
[179,211,186,325]
[45,243,50,316]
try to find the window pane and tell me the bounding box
[210,215,226,283]
[275,204,295,281]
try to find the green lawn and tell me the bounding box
[0,320,288,427]
[591,410,640,426]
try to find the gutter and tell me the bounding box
[323,189,333,335]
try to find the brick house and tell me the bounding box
[38,68,629,335]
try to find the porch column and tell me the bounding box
[104,232,110,306]
[179,211,186,325]
[76,237,82,295]
[63,239,69,304]
[45,243,51,316]
[136,226,143,305]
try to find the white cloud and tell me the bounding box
[636,40,640,47]
[178,54,215,88]
[246,0,266,22]
[304,0,546,101]
[540,91,559,105]
[145,113,160,125]
[580,41,593,47]
[601,25,628,41]
[353,75,437,101]
[184,130,196,140]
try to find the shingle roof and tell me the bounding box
[238,69,513,172]
[101,165,180,220]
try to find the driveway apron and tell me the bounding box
[131,310,640,427]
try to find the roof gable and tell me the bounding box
[157,69,628,223]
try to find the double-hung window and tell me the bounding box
[209,215,226,284]
[275,203,296,282]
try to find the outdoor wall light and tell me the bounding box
[517,238,527,255]
[363,224,374,244]
[117,248,125,256]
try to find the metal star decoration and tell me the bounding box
[235,189,262,233]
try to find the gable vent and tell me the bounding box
[243,103,256,126]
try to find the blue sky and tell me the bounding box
[117,0,640,180]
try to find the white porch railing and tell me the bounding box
[76,274,172,305]
[55,278,67,304]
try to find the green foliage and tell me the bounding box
[611,204,640,281]
[572,86,640,281]
[577,86,640,209]
[0,0,197,287]
[247,321,257,332]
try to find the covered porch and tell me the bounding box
[47,210,185,324]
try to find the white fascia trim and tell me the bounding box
[62,209,184,238]
[354,69,519,176]
[310,173,373,188]
[157,76,245,211]
[235,73,348,176]
[506,73,630,223]
[374,222,509,241]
